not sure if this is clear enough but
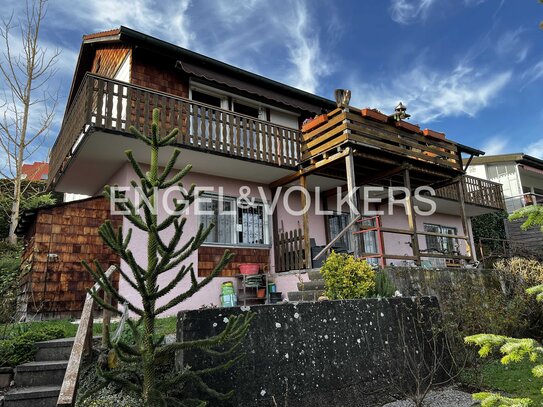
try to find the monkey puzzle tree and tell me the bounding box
[83,108,253,406]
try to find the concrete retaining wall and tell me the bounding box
[176,297,448,407]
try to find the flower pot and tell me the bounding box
[422,128,445,140]
[395,120,421,134]
[360,108,388,123]
[239,263,259,275]
[256,288,266,298]
[302,114,328,133]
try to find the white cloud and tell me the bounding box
[50,0,194,48]
[279,2,332,93]
[496,28,529,63]
[521,60,543,88]
[389,0,437,24]
[526,139,543,159]
[480,136,509,156]
[349,64,512,123]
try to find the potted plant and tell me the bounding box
[301,114,328,133]
[422,128,446,140]
[360,108,388,123]
[395,120,421,134]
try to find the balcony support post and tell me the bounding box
[345,149,361,258]
[403,167,421,266]
[300,175,312,269]
[456,179,475,263]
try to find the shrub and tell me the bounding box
[0,326,65,367]
[321,252,375,300]
[0,243,21,324]
[372,270,396,298]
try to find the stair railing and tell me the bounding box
[313,214,362,262]
[57,265,117,407]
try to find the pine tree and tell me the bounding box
[82,108,253,406]
[465,206,543,406]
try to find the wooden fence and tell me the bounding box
[275,228,306,272]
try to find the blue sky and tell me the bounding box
[2,0,542,163]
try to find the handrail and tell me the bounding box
[313,214,362,261]
[57,265,117,407]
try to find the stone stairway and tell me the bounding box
[4,337,73,407]
[287,269,325,302]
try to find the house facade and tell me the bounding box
[466,153,543,254]
[34,26,506,316]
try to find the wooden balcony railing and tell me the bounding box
[434,175,506,210]
[49,74,302,187]
[301,108,464,171]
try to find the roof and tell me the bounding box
[467,153,543,170]
[21,162,49,181]
[75,26,336,114]
[15,195,103,236]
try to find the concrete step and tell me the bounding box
[288,290,324,302]
[14,361,68,387]
[297,280,325,291]
[307,270,323,281]
[35,338,74,362]
[4,385,60,407]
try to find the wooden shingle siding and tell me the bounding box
[198,246,270,277]
[19,197,121,319]
[506,219,543,255]
[91,44,131,79]
[131,49,189,98]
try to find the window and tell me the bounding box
[328,213,351,250]
[200,195,269,246]
[191,90,222,107]
[423,224,458,254]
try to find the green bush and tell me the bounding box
[321,252,375,300]
[372,270,396,298]
[0,326,65,367]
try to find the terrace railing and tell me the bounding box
[301,108,464,171]
[49,74,302,187]
[434,175,506,210]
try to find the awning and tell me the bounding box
[176,60,325,114]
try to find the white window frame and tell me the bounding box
[199,193,271,247]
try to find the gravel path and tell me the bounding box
[382,387,476,407]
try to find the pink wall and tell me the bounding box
[103,164,473,315]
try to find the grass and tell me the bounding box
[460,357,543,403]
[0,315,178,340]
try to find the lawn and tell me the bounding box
[461,357,543,403]
[0,315,178,339]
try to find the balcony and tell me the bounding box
[505,192,543,213]
[301,108,465,172]
[434,175,506,211]
[49,74,302,188]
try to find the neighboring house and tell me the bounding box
[18,26,505,318]
[466,153,543,253]
[21,161,49,181]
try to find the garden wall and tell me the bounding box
[177,297,448,407]
[384,267,517,336]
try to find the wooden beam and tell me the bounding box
[300,175,312,269]
[456,179,475,262]
[271,187,280,271]
[404,167,421,265]
[269,147,351,189]
[345,149,361,257]
[324,163,410,197]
